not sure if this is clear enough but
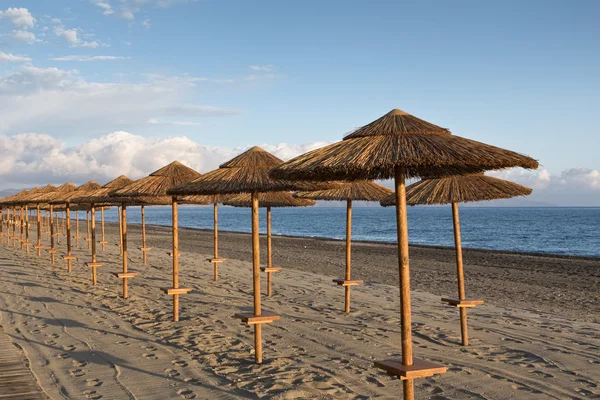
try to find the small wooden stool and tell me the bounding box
[138,247,152,263]
[441,298,484,308]
[161,287,192,322]
[167,252,182,257]
[47,248,58,264]
[85,262,103,285]
[260,266,282,297]
[62,254,78,273]
[332,278,364,287]
[206,257,226,281]
[233,310,280,325]
[374,358,446,380]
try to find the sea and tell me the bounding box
[95,206,600,258]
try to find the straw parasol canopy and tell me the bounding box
[381,173,532,347]
[115,161,201,198]
[271,109,538,182]
[0,188,32,205]
[168,146,327,365]
[29,182,78,204]
[12,185,57,206]
[270,109,538,399]
[380,173,533,206]
[224,191,315,208]
[48,181,103,205]
[296,181,393,313]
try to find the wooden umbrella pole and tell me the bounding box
[65,204,73,272]
[213,202,219,280]
[0,207,3,245]
[118,206,123,255]
[101,208,105,251]
[395,166,414,400]
[86,211,91,250]
[36,206,42,256]
[452,202,469,346]
[141,205,147,263]
[25,205,30,253]
[91,206,97,284]
[344,199,352,313]
[12,208,17,247]
[266,206,273,296]
[252,192,263,364]
[75,211,79,248]
[49,205,56,264]
[122,205,129,298]
[19,206,24,250]
[55,210,60,245]
[172,199,180,321]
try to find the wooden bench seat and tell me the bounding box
[85,262,103,268]
[62,255,78,260]
[160,287,192,295]
[332,279,364,287]
[233,311,280,325]
[138,247,152,251]
[374,358,447,380]
[260,266,282,273]
[112,272,138,279]
[441,298,484,308]
[206,257,226,263]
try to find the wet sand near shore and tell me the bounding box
[0,220,598,399]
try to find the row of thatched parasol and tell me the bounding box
[0,108,538,400]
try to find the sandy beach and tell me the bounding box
[0,220,598,399]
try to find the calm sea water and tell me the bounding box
[92,206,600,258]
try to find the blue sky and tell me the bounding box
[1,1,599,204]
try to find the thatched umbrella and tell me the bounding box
[296,181,393,313]
[28,183,78,264]
[0,189,30,248]
[224,191,315,296]
[11,185,57,255]
[113,161,211,304]
[270,109,538,399]
[169,146,328,364]
[49,181,103,272]
[380,173,532,346]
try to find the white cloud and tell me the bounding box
[249,65,275,72]
[0,65,240,137]
[0,7,36,28]
[142,18,151,29]
[10,30,37,43]
[92,0,196,20]
[52,55,128,62]
[53,27,100,48]
[0,131,327,188]
[147,118,202,126]
[0,51,31,63]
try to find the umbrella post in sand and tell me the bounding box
[117,206,123,255]
[75,211,80,248]
[85,211,91,250]
[207,202,225,280]
[160,198,192,320]
[85,205,102,284]
[24,205,31,253]
[111,204,138,298]
[0,207,3,245]
[48,205,57,264]
[264,206,277,295]
[55,210,60,245]
[35,205,43,256]
[12,207,17,247]
[19,206,24,250]
[138,205,151,263]
[100,208,107,251]
[62,203,77,272]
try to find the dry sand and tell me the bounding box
[0,220,598,399]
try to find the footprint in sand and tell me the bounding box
[171,359,188,367]
[177,388,196,399]
[83,389,103,399]
[116,341,130,346]
[72,360,88,367]
[69,368,85,377]
[165,368,180,377]
[57,353,71,359]
[143,353,158,360]
[63,344,76,351]
[86,379,103,387]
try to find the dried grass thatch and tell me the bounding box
[71,175,134,204]
[115,161,201,198]
[13,184,58,205]
[270,109,539,182]
[49,181,103,204]
[27,183,78,203]
[0,188,34,205]
[380,174,533,206]
[169,146,330,196]
[224,191,316,208]
[295,181,393,202]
